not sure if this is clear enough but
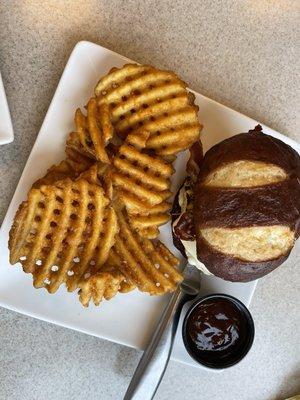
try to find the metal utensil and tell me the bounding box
[123,263,202,400]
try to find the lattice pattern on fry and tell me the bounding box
[75,98,113,163]
[127,201,171,239]
[113,131,174,209]
[77,250,136,307]
[78,268,126,307]
[113,131,173,237]
[66,203,119,292]
[8,178,118,294]
[94,63,201,155]
[111,209,182,295]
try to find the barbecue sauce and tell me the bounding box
[185,298,248,366]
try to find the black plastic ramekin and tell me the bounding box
[182,293,255,369]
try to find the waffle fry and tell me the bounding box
[78,163,114,200]
[32,161,111,195]
[128,201,171,239]
[9,178,118,294]
[33,128,98,190]
[66,132,95,173]
[33,161,122,300]
[78,268,127,307]
[66,131,91,159]
[33,160,77,189]
[77,250,136,306]
[113,131,173,237]
[95,63,201,155]
[113,131,174,209]
[112,209,182,295]
[75,98,113,163]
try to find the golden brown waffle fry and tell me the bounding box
[77,249,136,306]
[127,201,171,239]
[33,124,100,190]
[95,64,151,96]
[32,160,111,195]
[113,131,173,237]
[117,187,171,212]
[78,269,127,307]
[9,178,118,294]
[113,131,174,208]
[32,160,77,189]
[78,163,113,200]
[112,209,182,295]
[75,98,113,163]
[66,132,95,173]
[94,63,201,155]
[66,131,91,158]
[66,202,119,292]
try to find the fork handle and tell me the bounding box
[123,286,187,400]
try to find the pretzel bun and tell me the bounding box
[194,126,300,282]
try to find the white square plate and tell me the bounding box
[0,72,14,145]
[0,41,299,368]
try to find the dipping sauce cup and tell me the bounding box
[182,294,255,369]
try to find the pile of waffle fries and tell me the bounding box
[9,64,202,307]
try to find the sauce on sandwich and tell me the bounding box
[173,211,195,241]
